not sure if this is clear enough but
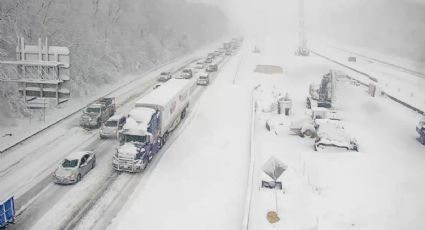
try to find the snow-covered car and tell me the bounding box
[194,62,205,70]
[53,151,96,184]
[289,116,315,137]
[314,124,358,151]
[100,115,126,139]
[290,108,341,137]
[314,118,344,129]
[177,68,193,79]
[158,71,172,82]
[197,72,210,86]
[206,64,218,72]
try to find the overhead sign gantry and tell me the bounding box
[0,37,71,107]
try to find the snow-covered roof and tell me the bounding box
[66,151,91,160]
[317,124,352,145]
[123,108,156,134]
[88,103,103,108]
[315,119,344,129]
[135,78,192,108]
[198,71,209,78]
[108,114,124,121]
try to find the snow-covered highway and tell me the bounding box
[0,47,231,229]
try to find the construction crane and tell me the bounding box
[295,0,310,56]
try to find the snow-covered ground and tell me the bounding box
[311,41,425,113]
[243,37,425,230]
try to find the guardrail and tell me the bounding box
[242,85,260,230]
[311,50,424,115]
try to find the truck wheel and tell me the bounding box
[96,120,101,128]
[163,132,169,144]
[77,174,81,182]
[181,108,187,119]
[303,130,313,138]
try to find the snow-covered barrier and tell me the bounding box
[242,85,260,230]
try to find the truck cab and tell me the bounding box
[80,98,115,128]
[113,108,161,172]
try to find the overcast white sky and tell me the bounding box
[190,0,425,61]
[192,0,425,33]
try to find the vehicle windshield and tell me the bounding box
[125,134,147,143]
[86,107,100,113]
[200,76,208,79]
[160,72,169,75]
[62,159,79,168]
[105,120,118,127]
[183,69,190,73]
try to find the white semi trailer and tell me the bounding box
[113,78,197,172]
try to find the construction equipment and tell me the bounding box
[306,71,336,109]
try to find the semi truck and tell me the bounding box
[112,78,196,172]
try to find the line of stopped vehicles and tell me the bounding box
[53,38,242,185]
